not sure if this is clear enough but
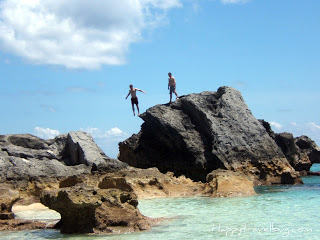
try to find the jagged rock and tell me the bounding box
[0,219,54,231]
[0,131,128,183]
[261,120,320,175]
[97,167,210,199]
[295,136,320,164]
[206,169,256,197]
[0,185,20,219]
[66,131,127,171]
[308,171,320,176]
[119,87,301,184]
[40,185,152,234]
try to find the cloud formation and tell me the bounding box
[0,0,181,69]
[83,127,127,139]
[270,121,320,147]
[269,121,283,130]
[82,127,129,158]
[34,126,60,139]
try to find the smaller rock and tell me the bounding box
[206,169,256,198]
[307,171,320,176]
[0,219,55,231]
[0,185,20,220]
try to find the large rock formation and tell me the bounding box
[0,131,128,182]
[40,180,155,234]
[119,87,301,184]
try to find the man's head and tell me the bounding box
[168,72,172,77]
[129,84,133,89]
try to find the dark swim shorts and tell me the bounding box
[169,86,176,94]
[131,97,138,105]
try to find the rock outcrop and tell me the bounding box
[206,169,256,198]
[119,87,301,185]
[0,131,128,182]
[261,120,320,175]
[97,167,210,199]
[0,185,20,219]
[40,183,154,234]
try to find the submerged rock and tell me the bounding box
[119,87,301,184]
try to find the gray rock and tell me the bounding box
[260,120,320,175]
[119,87,301,184]
[0,131,128,182]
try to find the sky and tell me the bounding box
[1,0,319,158]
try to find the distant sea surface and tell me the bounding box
[2,164,320,240]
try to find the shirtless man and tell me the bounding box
[168,72,179,103]
[125,84,146,116]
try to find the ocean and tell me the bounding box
[1,164,320,240]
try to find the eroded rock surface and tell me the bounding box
[0,185,20,219]
[207,169,256,197]
[261,120,320,175]
[119,87,301,184]
[0,131,128,182]
[40,184,153,234]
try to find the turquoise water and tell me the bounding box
[2,164,320,240]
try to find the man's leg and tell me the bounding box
[131,103,135,116]
[174,90,179,99]
[136,103,140,116]
[169,93,172,103]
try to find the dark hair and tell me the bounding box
[129,84,133,88]
[168,72,172,75]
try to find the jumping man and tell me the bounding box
[168,72,179,103]
[125,84,146,116]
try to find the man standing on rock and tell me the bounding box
[168,72,179,103]
[125,84,146,116]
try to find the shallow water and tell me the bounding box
[2,164,320,240]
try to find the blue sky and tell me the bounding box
[1,0,319,158]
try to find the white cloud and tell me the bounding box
[34,126,60,139]
[308,122,320,130]
[0,0,181,69]
[273,122,320,147]
[270,121,283,130]
[82,127,127,139]
[40,105,56,112]
[81,127,129,158]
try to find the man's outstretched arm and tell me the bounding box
[137,89,147,94]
